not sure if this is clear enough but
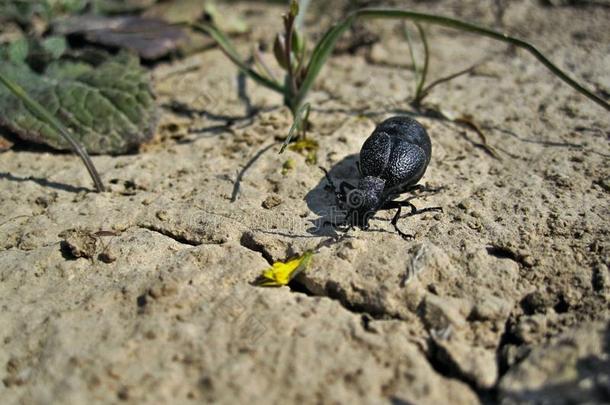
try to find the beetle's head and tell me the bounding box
[345,176,385,229]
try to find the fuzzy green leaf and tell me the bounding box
[7,38,29,64]
[0,53,157,154]
[0,1,50,24]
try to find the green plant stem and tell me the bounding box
[254,46,279,84]
[0,71,105,192]
[296,8,609,111]
[280,102,311,153]
[284,20,298,100]
[418,64,478,101]
[413,23,428,104]
[403,23,420,97]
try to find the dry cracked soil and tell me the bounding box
[0,1,609,404]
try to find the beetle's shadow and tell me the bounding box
[304,153,360,236]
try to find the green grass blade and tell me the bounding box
[0,71,105,192]
[295,8,608,111]
[402,23,420,98]
[189,22,285,94]
[293,14,356,109]
[413,23,428,103]
[279,102,310,153]
[254,46,279,84]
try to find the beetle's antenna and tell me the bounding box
[319,166,337,190]
[320,166,351,208]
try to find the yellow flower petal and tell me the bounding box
[255,251,313,287]
[289,138,318,153]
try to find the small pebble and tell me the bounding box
[262,194,283,209]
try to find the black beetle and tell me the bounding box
[323,116,442,239]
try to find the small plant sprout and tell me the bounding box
[192,0,310,116]
[186,1,608,147]
[254,251,314,287]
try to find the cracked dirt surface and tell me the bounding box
[0,1,609,404]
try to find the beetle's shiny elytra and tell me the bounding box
[360,116,431,193]
[324,116,441,239]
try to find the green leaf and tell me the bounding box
[412,23,428,103]
[7,38,29,64]
[47,0,88,14]
[0,53,157,154]
[0,62,105,191]
[292,30,305,61]
[0,1,51,25]
[403,23,419,97]
[289,0,299,19]
[279,102,310,153]
[40,36,67,60]
[44,60,93,79]
[0,0,87,24]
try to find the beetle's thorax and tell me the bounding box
[345,176,385,228]
[357,176,385,205]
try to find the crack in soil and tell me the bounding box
[239,235,526,403]
[239,232,274,265]
[137,224,202,246]
[291,276,498,402]
[292,273,512,402]
[424,337,498,404]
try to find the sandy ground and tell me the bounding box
[0,1,609,404]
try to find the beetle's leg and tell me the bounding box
[381,201,414,239]
[389,205,414,240]
[397,200,443,217]
[382,199,442,240]
[413,206,443,215]
[409,184,445,195]
[320,167,345,204]
[382,198,443,214]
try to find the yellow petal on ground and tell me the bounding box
[255,251,313,287]
[288,138,318,153]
